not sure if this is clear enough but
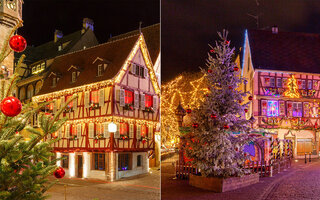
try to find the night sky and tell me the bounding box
[162,0,320,82]
[18,0,160,46]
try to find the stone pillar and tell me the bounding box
[69,152,75,177]
[316,131,319,157]
[109,152,116,181]
[83,152,90,178]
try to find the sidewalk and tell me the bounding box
[161,159,319,200]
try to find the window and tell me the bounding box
[267,100,279,117]
[72,72,76,83]
[62,155,69,169]
[93,153,105,170]
[133,63,146,78]
[19,87,25,100]
[27,84,34,99]
[46,102,54,112]
[118,153,131,171]
[301,80,306,89]
[308,80,313,90]
[140,66,144,78]
[97,65,103,76]
[52,78,57,87]
[141,125,147,137]
[66,95,73,108]
[276,78,282,88]
[293,102,302,117]
[135,65,140,76]
[270,77,275,87]
[58,45,62,51]
[91,90,99,104]
[71,125,77,136]
[145,95,153,108]
[120,123,128,136]
[125,90,133,104]
[137,155,142,167]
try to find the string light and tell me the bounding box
[284,75,300,98]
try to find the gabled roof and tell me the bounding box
[247,29,320,74]
[37,34,140,95]
[16,29,97,64]
[109,23,160,64]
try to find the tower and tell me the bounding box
[0,0,23,76]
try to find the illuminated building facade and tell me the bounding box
[33,29,160,180]
[242,27,320,158]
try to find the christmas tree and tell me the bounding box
[185,30,252,178]
[283,75,300,98]
[0,23,71,199]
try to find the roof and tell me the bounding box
[109,24,160,64]
[16,29,95,64]
[37,34,140,95]
[247,29,320,74]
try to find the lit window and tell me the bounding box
[141,125,147,137]
[276,78,282,88]
[71,72,76,83]
[46,102,54,111]
[91,90,99,104]
[308,80,313,90]
[125,90,133,104]
[66,95,73,108]
[120,123,128,136]
[97,65,103,76]
[71,125,77,136]
[58,45,62,51]
[292,102,302,117]
[118,153,131,171]
[94,153,105,170]
[145,95,153,108]
[267,100,279,117]
[270,77,275,87]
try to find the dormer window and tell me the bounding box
[52,77,57,87]
[72,72,77,83]
[98,64,103,76]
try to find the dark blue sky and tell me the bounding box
[162,0,320,82]
[19,0,160,46]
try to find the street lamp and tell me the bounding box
[175,101,186,127]
[108,122,117,132]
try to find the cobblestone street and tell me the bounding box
[46,168,160,200]
[162,158,320,200]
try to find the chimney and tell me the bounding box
[82,18,94,33]
[54,30,63,42]
[272,25,278,34]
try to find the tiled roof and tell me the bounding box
[109,24,160,64]
[248,29,320,74]
[37,34,140,95]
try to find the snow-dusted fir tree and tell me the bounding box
[185,30,252,178]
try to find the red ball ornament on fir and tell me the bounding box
[228,86,232,89]
[244,108,248,113]
[142,139,147,144]
[210,114,217,119]
[192,123,199,128]
[248,96,253,101]
[223,125,229,129]
[53,167,65,179]
[208,69,213,73]
[210,49,215,53]
[186,108,192,114]
[234,66,239,71]
[9,35,27,52]
[225,40,230,45]
[1,96,22,117]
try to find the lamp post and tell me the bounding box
[175,102,186,164]
[108,121,117,181]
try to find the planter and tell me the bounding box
[189,173,259,192]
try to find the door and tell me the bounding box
[78,155,83,178]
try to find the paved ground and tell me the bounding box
[46,168,160,200]
[162,157,320,200]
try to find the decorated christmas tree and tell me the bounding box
[185,30,252,178]
[0,23,71,199]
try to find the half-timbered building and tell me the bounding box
[32,31,160,181]
[242,27,320,158]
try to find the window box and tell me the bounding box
[64,106,74,113]
[69,135,78,140]
[89,102,100,110]
[120,135,129,140]
[143,107,154,113]
[140,135,149,144]
[124,104,134,111]
[94,133,105,140]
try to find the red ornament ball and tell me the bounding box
[239,100,242,104]
[192,123,199,128]
[53,167,65,179]
[228,86,232,89]
[142,139,146,144]
[210,114,217,119]
[225,40,230,45]
[210,49,215,53]
[45,112,54,120]
[208,69,213,73]
[234,66,239,71]
[244,108,248,113]
[1,96,22,117]
[248,96,253,101]
[9,35,27,52]
[186,108,192,114]
[223,125,229,129]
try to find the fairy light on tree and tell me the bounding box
[284,75,300,98]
